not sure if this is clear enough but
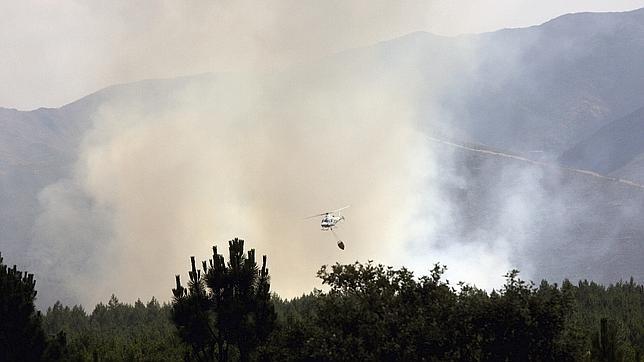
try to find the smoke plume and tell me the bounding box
[23,2,644,307]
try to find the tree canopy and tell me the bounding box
[0,252,64,361]
[1,241,640,361]
[171,238,276,361]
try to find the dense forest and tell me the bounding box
[1,240,643,361]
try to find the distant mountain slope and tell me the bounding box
[612,153,644,184]
[444,8,644,157]
[428,137,644,284]
[0,107,78,260]
[289,7,644,158]
[559,106,644,178]
[0,73,224,261]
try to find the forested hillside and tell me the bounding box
[38,261,644,360]
[3,247,642,361]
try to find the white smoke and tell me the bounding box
[23,2,644,308]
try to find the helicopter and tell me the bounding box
[305,206,350,250]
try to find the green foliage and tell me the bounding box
[7,243,643,361]
[42,296,186,361]
[171,238,276,361]
[264,262,578,361]
[566,278,644,361]
[475,272,576,361]
[0,252,48,361]
[38,262,643,361]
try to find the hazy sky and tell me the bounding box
[2,0,644,110]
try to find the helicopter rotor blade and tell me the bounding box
[304,212,328,219]
[332,205,350,213]
[305,206,349,219]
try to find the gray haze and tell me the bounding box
[3,1,644,110]
[0,5,644,307]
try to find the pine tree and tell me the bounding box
[591,318,623,362]
[172,238,275,361]
[0,252,48,361]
